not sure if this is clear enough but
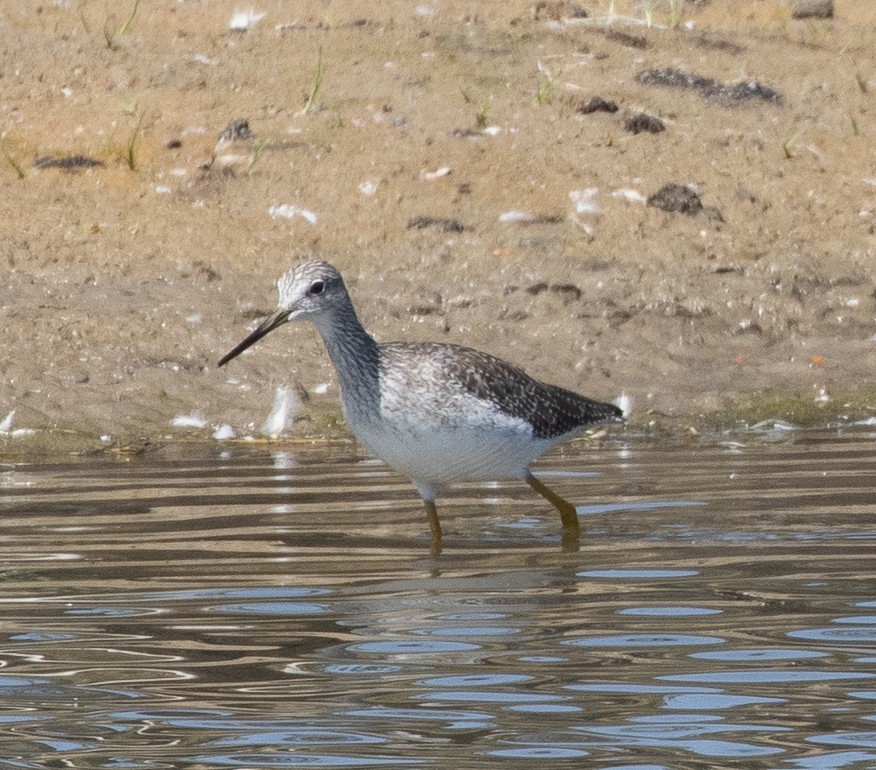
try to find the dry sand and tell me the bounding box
[1,0,874,455]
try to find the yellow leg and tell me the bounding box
[423,499,443,553]
[526,473,581,549]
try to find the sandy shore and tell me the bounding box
[1,1,874,455]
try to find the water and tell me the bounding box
[1,428,875,769]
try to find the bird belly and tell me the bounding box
[348,414,553,491]
[337,358,569,494]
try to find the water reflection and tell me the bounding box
[0,428,874,767]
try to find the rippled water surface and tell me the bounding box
[1,428,875,769]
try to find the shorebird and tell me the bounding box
[218,260,622,549]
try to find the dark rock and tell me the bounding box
[33,155,104,170]
[708,80,782,107]
[343,18,378,28]
[407,216,465,233]
[577,95,619,114]
[647,183,704,215]
[531,1,588,20]
[603,28,648,48]
[712,264,745,275]
[635,67,782,106]
[637,68,715,90]
[624,112,665,134]
[218,118,254,142]
[693,36,745,54]
[525,282,581,303]
[451,127,483,139]
[518,237,558,250]
[550,283,582,302]
[791,0,833,19]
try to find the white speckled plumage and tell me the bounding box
[219,260,622,549]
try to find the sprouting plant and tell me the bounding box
[117,0,140,35]
[847,112,860,137]
[77,6,91,33]
[103,0,140,49]
[782,128,805,160]
[126,112,145,171]
[102,21,115,49]
[533,79,554,107]
[475,101,490,130]
[1,140,26,180]
[854,71,868,94]
[247,138,271,174]
[667,0,683,27]
[299,49,326,115]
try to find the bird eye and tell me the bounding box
[309,280,325,296]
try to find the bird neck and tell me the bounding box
[311,300,381,408]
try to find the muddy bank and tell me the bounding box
[1,1,874,456]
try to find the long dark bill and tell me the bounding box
[217,308,289,367]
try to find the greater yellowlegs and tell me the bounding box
[219,260,622,549]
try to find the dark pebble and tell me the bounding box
[343,18,377,28]
[635,67,782,106]
[792,0,833,19]
[647,183,703,215]
[218,118,254,142]
[531,1,589,20]
[602,28,648,49]
[637,68,713,90]
[518,237,558,250]
[33,155,104,170]
[577,95,619,114]
[525,282,582,303]
[549,283,582,302]
[693,36,745,55]
[710,80,782,107]
[407,216,465,233]
[451,127,483,138]
[624,112,665,134]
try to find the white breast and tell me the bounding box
[342,386,554,493]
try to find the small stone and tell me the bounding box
[531,1,588,20]
[218,118,254,142]
[647,183,703,215]
[407,216,465,233]
[791,0,833,19]
[624,112,665,134]
[577,96,619,114]
[33,154,104,170]
[636,67,782,106]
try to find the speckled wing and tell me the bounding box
[381,342,622,440]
